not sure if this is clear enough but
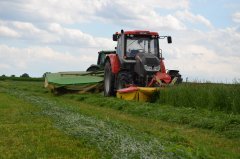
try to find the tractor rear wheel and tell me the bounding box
[104,61,115,96]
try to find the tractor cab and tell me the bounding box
[113,30,171,61]
[112,30,172,81]
[125,35,159,61]
[86,50,115,72]
[113,30,172,77]
[97,51,116,67]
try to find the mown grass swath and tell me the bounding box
[64,93,240,139]
[0,92,100,159]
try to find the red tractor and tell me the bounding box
[104,30,182,96]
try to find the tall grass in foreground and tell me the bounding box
[156,83,240,114]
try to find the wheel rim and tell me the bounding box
[104,68,110,94]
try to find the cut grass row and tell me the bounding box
[0,93,100,159]
[63,93,240,139]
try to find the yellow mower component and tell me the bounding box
[116,87,158,102]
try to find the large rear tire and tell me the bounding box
[104,61,115,96]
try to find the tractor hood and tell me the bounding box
[134,53,160,76]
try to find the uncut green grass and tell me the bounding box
[156,83,240,114]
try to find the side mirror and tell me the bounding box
[167,36,172,43]
[113,34,118,41]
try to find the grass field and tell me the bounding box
[156,83,240,113]
[0,80,239,158]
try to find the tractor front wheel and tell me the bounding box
[116,71,133,90]
[104,61,115,96]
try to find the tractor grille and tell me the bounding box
[145,57,159,66]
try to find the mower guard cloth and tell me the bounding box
[116,86,158,102]
[45,71,104,93]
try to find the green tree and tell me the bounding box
[20,73,30,78]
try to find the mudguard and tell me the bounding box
[155,72,171,84]
[106,54,120,74]
[147,72,171,87]
[160,59,166,73]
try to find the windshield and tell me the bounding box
[126,37,158,58]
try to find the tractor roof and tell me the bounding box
[116,30,159,36]
[98,50,116,54]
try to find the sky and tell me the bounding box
[0,0,240,82]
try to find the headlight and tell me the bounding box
[144,65,151,71]
[144,65,160,71]
[153,65,160,71]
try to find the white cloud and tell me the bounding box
[95,1,186,30]
[175,10,213,28]
[48,23,114,48]
[0,44,99,77]
[12,21,40,32]
[232,12,240,23]
[141,0,189,9]
[0,25,20,37]
[0,20,59,43]
[165,44,240,82]
[0,20,115,49]
[161,27,240,82]
[205,27,240,57]
[0,0,109,24]
[0,63,11,70]
[0,0,189,31]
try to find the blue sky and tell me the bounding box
[0,0,239,82]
